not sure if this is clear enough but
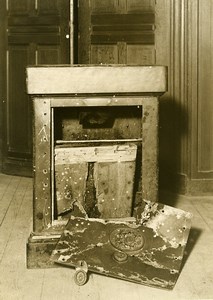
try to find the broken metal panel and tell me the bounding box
[134,200,192,248]
[51,200,192,289]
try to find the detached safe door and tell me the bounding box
[2,0,70,175]
[51,201,192,289]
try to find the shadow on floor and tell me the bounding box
[159,190,183,208]
[180,226,202,271]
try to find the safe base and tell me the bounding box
[27,235,60,269]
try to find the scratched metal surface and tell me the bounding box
[51,200,192,289]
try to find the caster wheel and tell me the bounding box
[74,269,88,286]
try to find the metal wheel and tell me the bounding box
[74,269,88,286]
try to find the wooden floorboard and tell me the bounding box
[0,174,213,300]
[0,176,21,225]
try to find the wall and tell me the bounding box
[156,0,213,195]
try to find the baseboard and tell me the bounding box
[160,172,213,196]
[185,178,213,196]
[2,158,32,177]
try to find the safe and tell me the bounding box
[26,65,192,289]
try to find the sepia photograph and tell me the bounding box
[0,1,212,299]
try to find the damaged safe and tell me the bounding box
[26,65,192,289]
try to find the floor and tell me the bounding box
[0,173,213,300]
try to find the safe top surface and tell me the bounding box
[26,65,167,95]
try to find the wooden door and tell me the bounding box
[0,0,70,176]
[78,0,155,65]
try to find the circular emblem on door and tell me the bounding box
[109,227,145,253]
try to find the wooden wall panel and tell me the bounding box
[91,0,118,13]
[91,45,118,64]
[78,0,155,65]
[91,0,155,13]
[92,43,155,65]
[38,0,58,13]
[127,45,155,65]
[126,0,155,12]
[7,46,33,155]
[197,0,213,172]
[7,0,32,14]
[156,0,213,194]
[187,0,213,181]
[37,46,60,64]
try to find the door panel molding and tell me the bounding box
[1,0,70,176]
